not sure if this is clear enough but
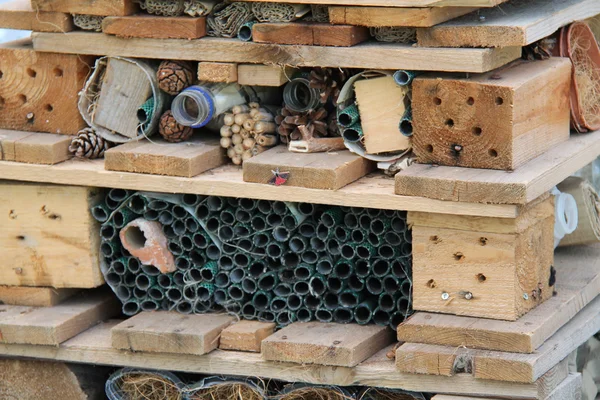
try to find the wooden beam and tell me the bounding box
[252,22,370,47]
[198,62,237,83]
[237,64,296,87]
[31,0,137,16]
[102,15,206,40]
[329,6,477,27]
[0,286,78,307]
[220,320,275,352]
[417,0,600,47]
[395,130,600,204]
[31,32,522,73]
[0,130,72,165]
[0,0,73,32]
[234,0,508,7]
[398,243,600,353]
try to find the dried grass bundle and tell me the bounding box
[359,388,418,400]
[281,386,353,400]
[118,373,183,400]
[570,31,600,128]
[190,383,263,400]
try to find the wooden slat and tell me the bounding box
[252,22,370,47]
[0,159,519,218]
[31,32,521,73]
[198,62,237,83]
[220,320,275,352]
[102,15,206,40]
[329,6,477,27]
[0,0,73,32]
[0,286,78,307]
[31,0,137,16]
[1,131,72,165]
[235,0,508,7]
[237,65,296,87]
[0,320,568,399]
[398,244,600,353]
[395,130,600,204]
[417,0,600,47]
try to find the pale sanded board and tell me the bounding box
[31,0,137,16]
[417,0,600,47]
[0,286,79,307]
[329,6,477,27]
[111,312,236,355]
[104,138,226,178]
[398,244,600,353]
[219,320,275,352]
[243,146,376,190]
[261,321,395,367]
[0,288,119,345]
[0,130,71,165]
[395,130,600,204]
[103,15,206,39]
[0,0,73,32]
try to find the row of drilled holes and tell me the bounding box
[426,273,486,289]
[425,143,498,158]
[0,95,53,112]
[0,67,64,79]
[433,96,504,106]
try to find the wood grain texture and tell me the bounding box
[235,0,508,7]
[237,64,296,86]
[243,146,376,190]
[198,62,237,83]
[417,0,600,47]
[398,243,600,353]
[0,0,73,32]
[252,22,370,47]
[103,15,206,39]
[0,130,72,164]
[111,312,235,355]
[31,0,137,16]
[32,32,521,73]
[395,129,600,204]
[104,138,226,178]
[0,286,78,306]
[261,322,395,367]
[219,320,275,352]
[412,59,571,170]
[329,6,477,27]
[0,181,104,288]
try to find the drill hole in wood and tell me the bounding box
[53,67,63,77]
[445,118,455,128]
[495,96,504,105]
[0,70,3,79]
[472,127,482,136]
[26,68,36,78]
[477,273,487,283]
[426,279,436,288]
[44,104,54,112]
[467,97,475,105]
[18,94,27,104]
[433,97,442,105]
[0,96,5,107]
[426,144,434,153]
[454,252,464,261]
[489,149,498,157]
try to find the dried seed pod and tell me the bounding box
[220,137,232,148]
[242,137,256,150]
[220,125,233,137]
[223,113,235,126]
[232,104,250,114]
[157,60,194,95]
[232,133,243,145]
[159,110,194,143]
[69,127,112,159]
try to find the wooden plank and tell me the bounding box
[104,138,226,178]
[0,0,73,32]
[0,181,104,288]
[102,15,206,40]
[13,132,72,164]
[417,0,600,47]
[111,312,235,355]
[220,320,275,352]
[396,292,600,383]
[0,289,119,345]
[32,32,522,73]
[235,0,508,7]
[412,59,571,170]
[398,243,600,353]
[395,130,600,204]
[261,321,395,367]
[0,286,78,307]
[198,62,237,83]
[252,22,370,47]
[0,159,520,218]
[31,0,137,16]
[243,146,376,190]
[237,64,296,87]
[329,6,477,27]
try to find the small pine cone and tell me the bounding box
[157,60,194,95]
[69,127,111,159]
[159,110,194,142]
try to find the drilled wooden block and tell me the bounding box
[0,42,94,134]
[412,58,571,170]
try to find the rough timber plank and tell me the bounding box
[329,6,478,27]
[31,0,137,16]
[261,322,395,367]
[198,62,237,83]
[235,0,508,7]
[395,130,600,204]
[1,130,72,165]
[417,0,600,47]
[0,289,119,345]
[0,0,73,32]
[31,32,521,73]
[102,15,206,39]
[252,22,370,47]
[104,138,226,178]
[243,146,376,190]
[0,286,78,307]
[398,244,600,353]
[237,64,296,87]
[220,320,275,352]
[111,312,235,355]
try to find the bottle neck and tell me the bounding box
[172,86,215,128]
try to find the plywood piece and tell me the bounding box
[235,0,508,7]
[238,64,296,86]
[0,181,104,288]
[398,243,600,353]
[198,62,238,83]
[220,320,275,352]
[261,321,394,367]
[354,75,410,154]
[412,59,571,170]
[417,0,600,47]
[252,22,370,47]
[243,146,375,190]
[395,129,600,204]
[0,41,94,135]
[0,286,78,306]
[0,0,73,32]
[111,312,235,355]
[31,0,137,16]
[329,6,477,27]
[102,15,206,39]
[0,289,119,345]
[104,138,226,178]
[32,32,522,73]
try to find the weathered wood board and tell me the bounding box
[0,130,71,164]
[252,22,370,46]
[329,6,477,27]
[198,62,238,83]
[31,0,137,16]
[0,0,73,32]
[219,320,276,352]
[0,286,78,307]
[103,15,206,39]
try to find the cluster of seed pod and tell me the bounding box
[219,103,278,165]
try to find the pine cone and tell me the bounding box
[275,105,336,143]
[309,67,349,106]
[157,60,194,95]
[69,127,111,159]
[523,38,556,61]
[159,110,194,142]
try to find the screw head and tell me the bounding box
[441,292,450,300]
[464,292,473,300]
[523,293,529,300]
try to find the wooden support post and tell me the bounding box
[219,320,275,352]
[103,15,206,39]
[198,62,238,83]
[0,0,73,32]
[329,6,478,27]
[252,22,370,46]
[31,0,137,16]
